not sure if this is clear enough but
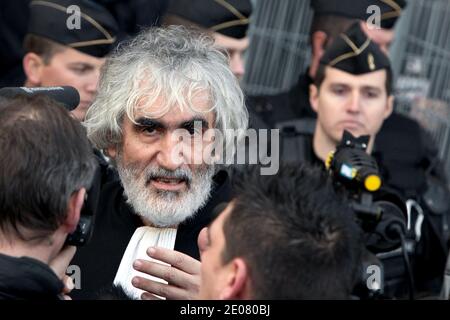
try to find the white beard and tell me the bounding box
[116,156,215,227]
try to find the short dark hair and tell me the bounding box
[0,95,96,241]
[23,34,66,64]
[314,64,393,95]
[310,14,357,47]
[223,164,363,299]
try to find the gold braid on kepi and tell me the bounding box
[310,0,407,29]
[163,0,252,39]
[319,22,391,75]
[28,0,118,57]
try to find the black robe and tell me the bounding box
[70,170,230,300]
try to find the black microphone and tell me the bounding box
[0,86,80,111]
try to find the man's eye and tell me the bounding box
[141,126,157,135]
[71,67,90,75]
[365,91,379,98]
[332,87,346,95]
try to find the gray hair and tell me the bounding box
[84,25,248,157]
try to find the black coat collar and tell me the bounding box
[0,253,63,300]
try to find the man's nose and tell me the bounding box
[85,70,100,94]
[230,53,245,79]
[346,92,361,113]
[155,132,185,171]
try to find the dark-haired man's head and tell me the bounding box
[0,95,96,264]
[23,0,118,121]
[309,0,407,78]
[197,165,363,299]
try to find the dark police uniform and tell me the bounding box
[162,0,252,39]
[248,0,408,126]
[93,0,169,39]
[248,72,316,126]
[247,1,419,182]
[1,0,119,88]
[27,0,119,58]
[70,170,231,300]
[0,0,31,87]
[271,22,449,298]
[247,0,449,297]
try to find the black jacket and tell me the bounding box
[0,253,64,300]
[70,170,231,300]
[247,72,316,128]
[0,1,29,87]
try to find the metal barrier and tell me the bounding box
[391,0,450,179]
[243,0,313,95]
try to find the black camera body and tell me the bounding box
[64,159,102,246]
[327,131,412,298]
[327,130,407,253]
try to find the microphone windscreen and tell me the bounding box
[0,86,80,111]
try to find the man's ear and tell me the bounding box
[64,188,86,233]
[106,145,117,159]
[384,95,395,119]
[311,31,328,58]
[219,258,249,300]
[309,31,328,78]
[23,52,45,86]
[309,84,320,113]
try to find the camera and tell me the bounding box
[64,162,102,246]
[327,131,415,299]
[326,130,407,253]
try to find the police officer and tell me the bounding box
[22,0,119,121]
[248,0,406,125]
[292,20,448,298]
[162,0,252,80]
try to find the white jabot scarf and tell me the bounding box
[113,226,178,300]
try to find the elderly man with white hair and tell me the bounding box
[70,25,248,300]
